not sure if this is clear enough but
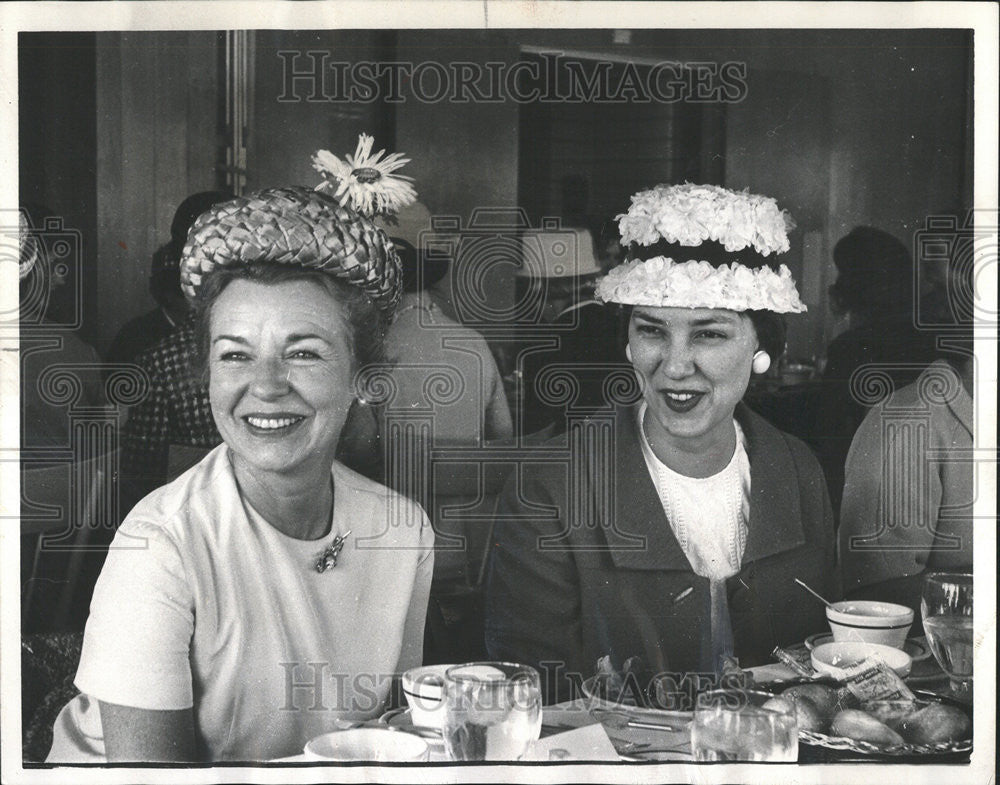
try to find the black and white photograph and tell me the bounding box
[1,2,996,783]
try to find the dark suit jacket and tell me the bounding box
[485,402,838,703]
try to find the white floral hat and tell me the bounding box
[595,183,806,313]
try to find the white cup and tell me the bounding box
[401,664,451,729]
[827,600,914,649]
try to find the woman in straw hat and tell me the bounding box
[48,137,434,762]
[486,183,838,704]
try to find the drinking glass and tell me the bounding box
[921,572,973,698]
[442,662,542,761]
[691,689,798,762]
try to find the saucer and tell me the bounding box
[804,632,931,662]
[378,707,445,748]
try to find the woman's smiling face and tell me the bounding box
[628,306,758,452]
[208,278,356,483]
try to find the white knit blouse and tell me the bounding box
[636,403,750,580]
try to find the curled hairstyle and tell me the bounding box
[194,263,390,382]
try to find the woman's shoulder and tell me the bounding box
[332,461,429,516]
[856,359,971,443]
[737,404,823,475]
[332,462,433,552]
[881,358,962,406]
[121,444,233,540]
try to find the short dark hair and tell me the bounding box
[746,310,788,360]
[193,263,389,381]
[150,191,235,309]
[618,303,787,361]
[829,226,913,319]
[149,243,184,307]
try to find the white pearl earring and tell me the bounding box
[751,350,771,375]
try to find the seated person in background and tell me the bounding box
[48,166,434,761]
[383,238,512,444]
[118,310,219,505]
[19,206,105,448]
[376,198,457,320]
[518,227,629,435]
[18,208,107,629]
[591,214,628,273]
[486,184,837,704]
[106,191,232,367]
[839,249,974,612]
[815,226,938,512]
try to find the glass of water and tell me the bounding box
[691,689,798,762]
[921,572,973,699]
[442,662,542,761]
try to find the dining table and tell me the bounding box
[274,645,962,765]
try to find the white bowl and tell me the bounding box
[304,727,429,762]
[827,600,914,648]
[811,641,913,679]
[401,664,451,730]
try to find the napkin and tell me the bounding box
[530,723,620,762]
[748,662,801,684]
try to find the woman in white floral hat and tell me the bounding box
[486,183,838,704]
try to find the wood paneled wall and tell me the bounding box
[95,31,219,352]
[247,30,394,192]
[19,33,98,342]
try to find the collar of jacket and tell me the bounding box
[597,402,807,571]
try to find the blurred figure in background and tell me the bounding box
[376,199,457,319]
[590,214,628,272]
[518,226,629,435]
[18,205,108,632]
[116,192,234,506]
[106,191,232,367]
[814,226,938,512]
[383,238,512,444]
[18,205,105,448]
[118,308,216,505]
[839,241,975,612]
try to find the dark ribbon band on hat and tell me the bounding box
[629,238,780,271]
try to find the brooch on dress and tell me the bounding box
[315,531,351,573]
